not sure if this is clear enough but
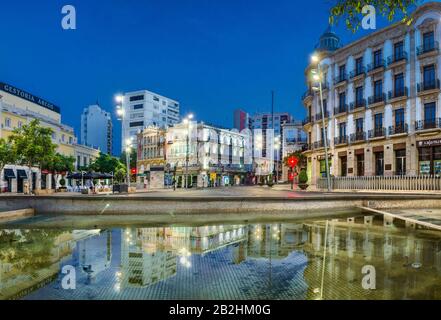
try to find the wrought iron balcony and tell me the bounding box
[349,99,367,111]
[334,74,347,85]
[302,143,312,152]
[388,87,408,100]
[367,59,386,72]
[313,140,330,149]
[315,111,330,121]
[417,79,440,93]
[334,136,348,145]
[417,41,439,56]
[415,118,441,131]
[349,67,366,79]
[302,89,314,100]
[368,128,386,139]
[334,105,348,115]
[388,123,408,135]
[368,93,386,105]
[387,52,408,65]
[350,132,367,143]
[302,116,313,126]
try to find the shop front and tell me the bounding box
[417,139,441,175]
[3,169,15,193]
[317,154,332,178]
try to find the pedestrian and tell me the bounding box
[173,177,176,191]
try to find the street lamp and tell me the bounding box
[125,138,133,188]
[274,136,281,183]
[183,114,194,189]
[311,53,331,192]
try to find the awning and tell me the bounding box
[16,170,28,179]
[4,169,15,179]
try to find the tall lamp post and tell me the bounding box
[115,94,133,188]
[125,138,133,188]
[311,54,331,192]
[274,136,281,183]
[183,114,194,189]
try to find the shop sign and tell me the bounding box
[418,139,441,148]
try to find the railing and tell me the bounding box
[368,127,386,139]
[417,41,439,56]
[350,131,367,143]
[315,111,330,121]
[317,175,441,191]
[349,99,367,111]
[313,140,330,149]
[334,105,348,115]
[388,87,408,100]
[368,93,386,105]
[302,116,312,126]
[389,123,408,135]
[387,52,408,65]
[302,89,314,100]
[349,67,366,79]
[334,136,348,145]
[367,59,386,72]
[334,74,347,85]
[302,144,312,152]
[417,79,440,93]
[415,118,441,131]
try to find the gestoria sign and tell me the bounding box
[417,139,441,148]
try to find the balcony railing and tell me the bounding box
[350,132,367,143]
[302,144,312,152]
[334,74,347,85]
[313,140,330,149]
[367,59,386,72]
[368,93,386,105]
[417,79,440,93]
[302,89,314,100]
[387,51,408,65]
[389,123,408,135]
[417,41,439,56]
[315,111,330,121]
[368,128,386,139]
[415,118,441,131]
[334,136,348,145]
[334,105,348,115]
[349,99,367,111]
[388,87,408,100]
[349,67,366,79]
[302,116,312,126]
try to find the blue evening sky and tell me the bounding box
[0,0,426,155]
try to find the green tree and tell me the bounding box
[120,148,137,170]
[89,152,124,174]
[8,120,57,192]
[42,153,75,189]
[283,151,306,169]
[329,0,417,32]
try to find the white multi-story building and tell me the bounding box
[302,2,441,186]
[80,104,112,155]
[281,121,307,181]
[120,90,180,152]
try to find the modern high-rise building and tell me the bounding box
[233,109,251,131]
[302,2,441,186]
[80,104,113,155]
[120,90,180,152]
[250,112,293,137]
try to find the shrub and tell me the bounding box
[299,169,308,184]
[267,174,274,187]
[59,178,66,187]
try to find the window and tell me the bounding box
[423,65,436,89]
[423,31,435,51]
[374,80,383,99]
[130,95,144,102]
[339,65,346,81]
[17,121,23,128]
[395,108,405,127]
[394,41,404,60]
[357,154,365,176]
[394,73,405,95]
[424,102,436,127]
[356,118,364,132]
[130,121,144,128]
[61,134,65,142]
[133,104,144,110]
[339,92,346,111]
[69,137,73,144]
[339,122,346,137]
[77,156,81,169]
[84,157,87,167]
[396,149,406,176]
[340,156,347,177]
[355,57,363,75]
[375,152,384,176]
[374,113,383,131]
[5,118,11,128]
[355,86,363,105]
[153,96,160,102]
[374,49,383,67]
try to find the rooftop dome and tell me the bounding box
[315,25,341,52]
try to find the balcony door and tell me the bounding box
[423,31,435,52]
[375,152,384,176]
[423,65,435,89]
[394,73,404,96]
[424,102,436,128]
[394,41,404,60]
[396,149,406,176]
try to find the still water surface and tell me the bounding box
[1,214,441,300]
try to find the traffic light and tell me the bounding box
[288,156,298,168]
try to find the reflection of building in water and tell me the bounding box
[302,216,441,300]
[0,230,75,300]
[247,224,308,259]
[121,228,178,288]
[189,225,247,255]
[72,230,112,283]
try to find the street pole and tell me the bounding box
[185,126,189,189]
[126,149,131,188]
[317,63,332,192]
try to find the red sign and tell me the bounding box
[288,156,299,168]
[131,168,137,175]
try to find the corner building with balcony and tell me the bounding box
[302,2,441,186]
